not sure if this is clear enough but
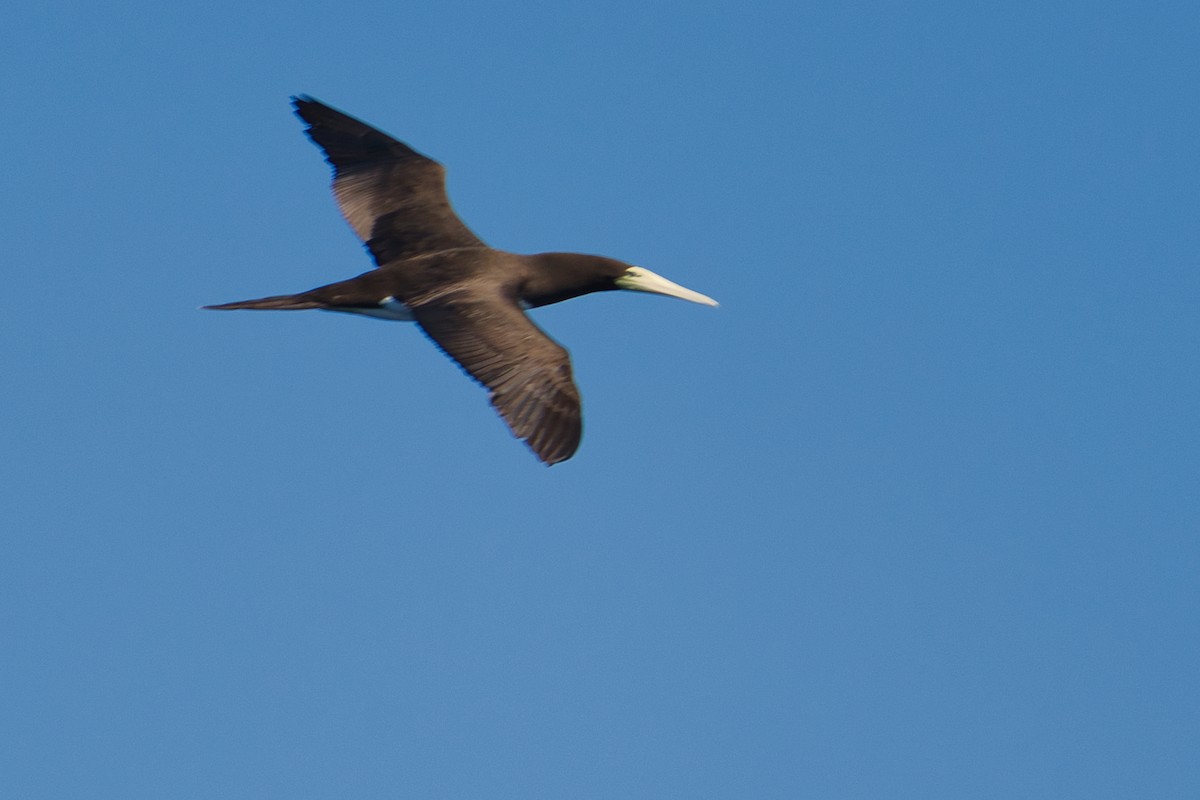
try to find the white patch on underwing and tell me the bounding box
[323,296,417,321]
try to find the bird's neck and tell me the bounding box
[521,253,628,308]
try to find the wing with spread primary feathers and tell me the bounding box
[292,96,486,265]
[411,291,582,465]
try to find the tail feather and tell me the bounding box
[203,294,323,311]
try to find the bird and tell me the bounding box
[206,96,717,465]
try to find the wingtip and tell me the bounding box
[291,95,329,123]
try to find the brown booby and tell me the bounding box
[206,96,717,465]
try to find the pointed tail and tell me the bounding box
[203,293,323,311]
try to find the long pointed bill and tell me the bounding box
[615,266,719,307]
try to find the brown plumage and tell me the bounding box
[207,96,716,465]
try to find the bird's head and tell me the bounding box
[524,254,718,309]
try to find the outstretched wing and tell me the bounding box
[292,96,486,265]
[411,291,582,465]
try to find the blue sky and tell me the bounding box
[3,1,1198,797]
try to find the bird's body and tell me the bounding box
[207,97,716,464]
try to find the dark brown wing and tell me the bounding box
[411,291,582,465]
[292,96,486,265]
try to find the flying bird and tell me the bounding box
[206,96,717,465]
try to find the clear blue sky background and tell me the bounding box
[3,1,1197,797]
